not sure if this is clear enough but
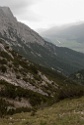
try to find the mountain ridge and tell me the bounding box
[0,7,84,75]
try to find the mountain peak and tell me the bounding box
[0,6,45,45]
[1,6,13,17]
[0,6,16,22]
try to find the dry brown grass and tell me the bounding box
[0,96,84,125]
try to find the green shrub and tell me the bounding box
[0,59,7,64]
[23,77,29,82]
[0,80,49,107]
[16,75,20,79]
[0,65,7,73]
[0,51,12,61]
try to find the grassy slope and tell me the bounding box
[0,96,84,125]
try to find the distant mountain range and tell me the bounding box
[41,23,84,53]
[0,7,84,75]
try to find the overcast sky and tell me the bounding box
[0,0,84,31]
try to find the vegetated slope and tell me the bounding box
[0,96,84,125]
[41,23,84,53]
[0,39,84,117]
[70,69,84,85]
[0,40,55,116]
[0,7,84,75]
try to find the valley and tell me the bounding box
[41,23,84,53]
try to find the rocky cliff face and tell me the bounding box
[0,7,45,45]
[0,39,58,97]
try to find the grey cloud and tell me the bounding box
[0,0,38,14]
[0,0,40,21]
[0,0,38,7]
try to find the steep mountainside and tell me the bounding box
[1,7,84,75]
[0,40,57,97]
[0,40,56,116]
[41,23,84,53]
[0,39,84,117]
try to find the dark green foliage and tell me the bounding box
[70,69,84,85]
[0,51,12,61]
[0,98,8,117]
[11,50,38,75]
[0,65,7,73]
[0,98,14,117]
[0,80,49,106]
[31,108,37,116]
[0,80,51,117]
[1,78,83,108]
[22,77,28,82]
[0,98,32,117]
[16,75,20,79]
[0,59,7,65]
[56,85,84,101]
[34,74,41,81]
[28,79,36,86]
[15,107,32,114]
[29,65,38,74]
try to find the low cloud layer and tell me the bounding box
[0,0,84,31]
[0,0,40,22]
[0,0,38,11]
